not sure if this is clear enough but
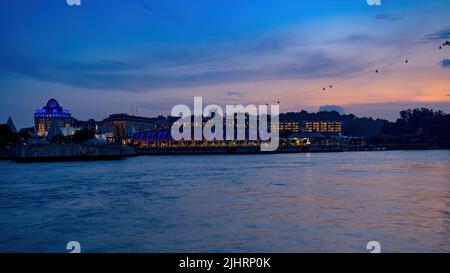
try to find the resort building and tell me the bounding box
[102,114,163,140]
[303,121,342,135]
[33,98,174,142]
[34,99,75,137]
[278,122,302,133]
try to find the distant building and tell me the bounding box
[103,114,160,139]
[34,99,75,136]
[303,121,342,135]
[75,119,98,132]
[33,98,174,141]
[278,122,302,133]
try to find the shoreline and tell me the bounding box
[2,144,448,163]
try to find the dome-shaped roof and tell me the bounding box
[46,98,60,108]
[35,98,71,118]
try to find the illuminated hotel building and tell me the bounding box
[278,122,301,133]
[34,99,74,136]
[33,99,172,140]
[103,114,161,139]
[304,121,342,135]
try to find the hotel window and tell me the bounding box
[38,123,46,133]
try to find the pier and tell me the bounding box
[12,143,123,162]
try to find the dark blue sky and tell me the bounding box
[1,0,450,128]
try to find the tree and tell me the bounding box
[0,124,17,148]
[380,108,450,147]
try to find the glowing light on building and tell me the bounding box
[34,99,74,136]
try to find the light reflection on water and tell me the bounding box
[0,150,449,253]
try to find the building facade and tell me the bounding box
[34,99,75,137]
[33,99,175,141]
[278,122,302,133]
[304,121,342,135]
[103,114,161,139]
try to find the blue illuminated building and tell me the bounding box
[34,99,74,136]
[32,98,173,140]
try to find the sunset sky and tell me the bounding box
[1,0,450,128]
